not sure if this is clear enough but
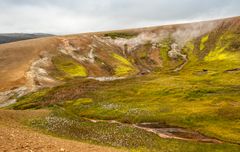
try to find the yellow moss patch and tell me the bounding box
[112,53,135,76]
[115,65,134,76]
[204,47,238,62]
[112,53,132,66]
[200,35,209,50]
[53,56,87,77]
[186,41,195,51]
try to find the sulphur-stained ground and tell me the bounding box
[0,110,123,152]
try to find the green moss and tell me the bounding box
[185,89,216,100]
[217,104,240,120]
[104,32,137,39]
[15,67,240,148]
[183,41,196,62]
[204,45,239,62]
[159,38,172,71]
[222,33,240,51]
[66,98,93,106]
[204,32,240,62]
[115,65,134,76]
[205,50,238,61]
[112,53,135,76]
[159,38,172,63]
[200,35,209,50]
[112,53,132,66]
[52,56,87,78]
[9,88,50,110]
[159,38,185,71]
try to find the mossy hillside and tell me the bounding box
[52,55,87,78]
[131,42,163,71]
[80,73,240,143]
[200,35,209,51]
[112,53,132,66]
[9,78,108,110]
[13,68,240,144]
[183,30,240,74]
[11,29,240,144]
[114,65,134,76]
[204,33,240,62]
[203,32,240,72]
[180,41,198,70]
[112,53,136,76]
[204,47,239,62]
[158,38,185,72]
[218,32,240,51]
[159,38,172,67]
[8,88,51,110]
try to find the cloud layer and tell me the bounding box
[0,0,239,34]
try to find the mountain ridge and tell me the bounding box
[0,33,53,44]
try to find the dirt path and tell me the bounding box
[0,110,124,152]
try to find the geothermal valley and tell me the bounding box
[0,16,240,152]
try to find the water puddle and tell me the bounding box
[135,122,222,143]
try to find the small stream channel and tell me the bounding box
[85,118,222,144]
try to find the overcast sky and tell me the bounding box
[0,0,239,34]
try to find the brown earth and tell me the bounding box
[0,37,60,91]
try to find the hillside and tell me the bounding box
[0,16,240,152]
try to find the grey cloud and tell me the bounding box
[0,0,239,34]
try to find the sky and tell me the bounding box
[0,0,239,34]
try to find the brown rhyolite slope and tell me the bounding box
[0,37,60,91]
[0,16,239,92]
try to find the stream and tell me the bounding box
[85,118,222,144]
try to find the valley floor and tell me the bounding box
[0,110,123,152]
